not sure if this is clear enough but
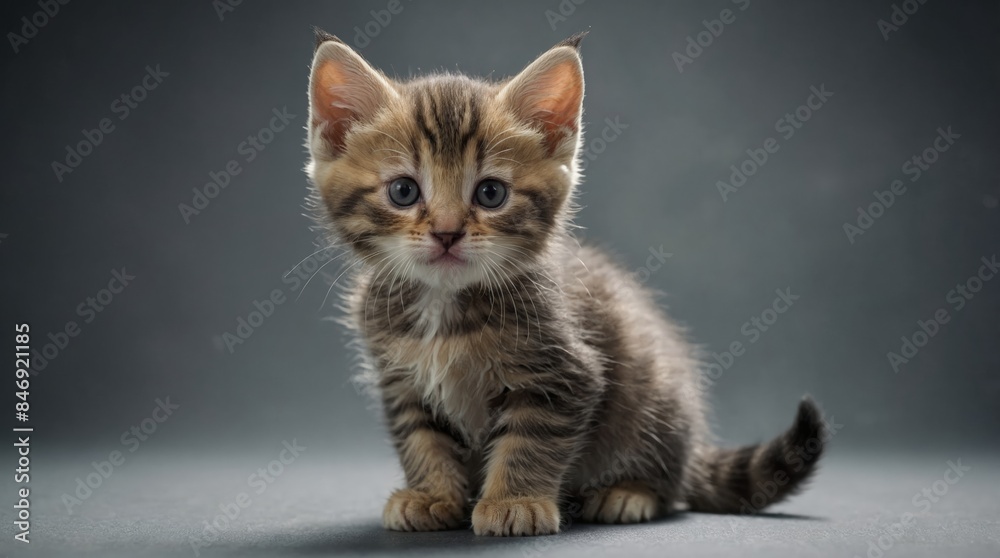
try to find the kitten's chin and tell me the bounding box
[411,259,484,292]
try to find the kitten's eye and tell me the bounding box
[388,177,420,207]
[474,179,508,209]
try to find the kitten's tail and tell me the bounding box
[685,397,826,514]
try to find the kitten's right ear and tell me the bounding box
[308,30,395,159]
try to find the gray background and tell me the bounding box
[1,1,998,557]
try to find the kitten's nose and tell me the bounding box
[431,231,465,250]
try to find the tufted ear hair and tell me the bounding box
[308,28,396,159]
[499,34,586,154]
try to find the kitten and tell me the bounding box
[304,29,825,536]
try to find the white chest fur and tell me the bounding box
[383,290,507,447]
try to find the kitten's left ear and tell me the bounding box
[308,29,396,159]
[500,34,586,154]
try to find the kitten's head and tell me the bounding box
[305,30,585,291]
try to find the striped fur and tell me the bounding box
[304,30,826,536]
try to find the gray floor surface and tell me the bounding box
[2,448,998,558]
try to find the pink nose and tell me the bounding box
[431,231,465,250]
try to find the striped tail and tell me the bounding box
[686,397,826,514]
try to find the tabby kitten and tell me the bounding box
[304,29,825,536]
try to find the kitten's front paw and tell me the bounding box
[471,497,560,536]
[383,488,464,532]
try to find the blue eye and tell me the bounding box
[475,179,507,209]
[388,177,420,207]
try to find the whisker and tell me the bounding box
[317,258,365,309]
[285,244,342,278]
[378,155,410,165]
[398,258,417,311]
[489,157,524,168]
[383,253,411,328]
[372,129,410,153]
[482,256,506,337]
[315,245,391,311]
[489,249,544,342]
[477,261,497,343]
[296,255,343,301]
[487,250,532,340]
[368,251,407,323]
[374,147,410,157]
[361,250,401,329]
[316,244,391,312]
[484,127,521,156]
[483,252,520,348]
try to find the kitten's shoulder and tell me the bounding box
[559,238,660,290]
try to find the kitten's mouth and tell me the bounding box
[429,252,466,266]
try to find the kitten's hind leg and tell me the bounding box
[578,480,659,524]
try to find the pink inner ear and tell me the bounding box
[526,61,583,151]
[312,60,357,154]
